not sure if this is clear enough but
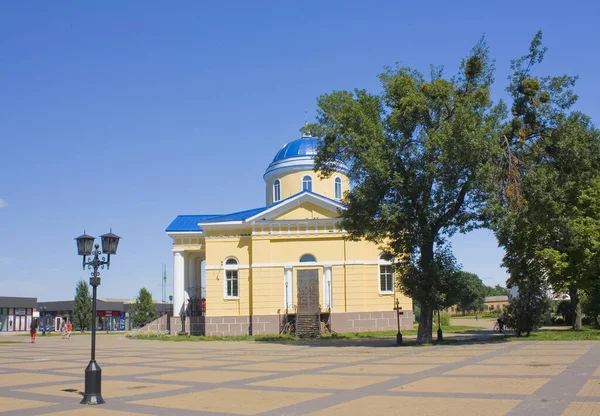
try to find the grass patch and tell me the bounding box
[0,340,23,344]
[507,327,600,341]
[320,325,483,340]
[18,331,125,337]
[451,314,500,319]
[128,325,483,342]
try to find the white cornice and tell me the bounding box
[205,260,382,270]
[246,192,344,222]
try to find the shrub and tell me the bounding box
[505,279,549,336]
[126,329,169,339]
[433,311,450,327]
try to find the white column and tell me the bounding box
[284,267,293,309]
[173,251,185,317]
[323,266,332,308]
[188,255,196,297]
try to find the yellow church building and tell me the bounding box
[166,130,413,336]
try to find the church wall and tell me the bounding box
[200,234,412,318]
[251,266,285,316]
[203,238,250,317]
[265,171,350,205]
[273,202,339,220]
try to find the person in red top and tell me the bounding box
[67,322,72,339]
[30,319,38,343]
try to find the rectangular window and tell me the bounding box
[226,270,239,297]
[379,265,394,293]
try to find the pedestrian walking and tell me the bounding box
[30,319,38,343]
[67,322,72,339]
[60,321,68,339]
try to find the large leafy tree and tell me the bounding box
[313,39,503,344]
[72,279,92,332]
[130,288,158,327]
[455,272,486,314]
[483,284,508,297]
[492,32,600,330]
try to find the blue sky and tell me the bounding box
[1,1,598,301]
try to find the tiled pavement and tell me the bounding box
[1,335,599,415]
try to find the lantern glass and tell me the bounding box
[100,231,121,255]
[75,233,95,256]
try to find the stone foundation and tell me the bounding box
[169,310,413,336]
[139,313,169,333]
[170,315,280,336]
[330,310,413,333]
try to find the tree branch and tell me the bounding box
[433,180,470,232]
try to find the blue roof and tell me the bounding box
[271,136,318,163]
[165,215,220,232]
[165,190,345,232]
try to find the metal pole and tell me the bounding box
[81,246,104,405]
[437,307,443,342]
[395,298,402,345]
[91,283,97,361]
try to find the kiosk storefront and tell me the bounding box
[0,297,37,332]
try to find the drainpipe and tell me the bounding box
[343,238,347,312]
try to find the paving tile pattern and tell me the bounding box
[0,335,598,415]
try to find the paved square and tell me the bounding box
[562,401,600,415]
[392,376,551,394]
[306,396,522,416]
[141,369,273,383]
[0,397,57,412]
[444,364,567,376]
[129,388,331,415]
[577,380,600,397]
[0,336,598,415]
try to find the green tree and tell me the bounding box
[455,272,486,314]
[583,282,600,327]
[313,38,503,344]
[491,32,599,330]
[483,284,509,297]
[72,279,92,332]
[131,288,158,327]
[505,278,549,336]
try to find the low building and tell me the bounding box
[484,295,509,312]
[37,298,171,331]
[0,297,37,332]
[446,295,510,315]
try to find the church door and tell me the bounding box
[296,270,319,314]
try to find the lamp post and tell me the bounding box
[437,307,443,342]
[75,230,120,406]
[40,306,47,336]
[395,298,403,345]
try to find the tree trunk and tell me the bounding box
[569,286,583,330]
[417,301,434,344]
[416,239,435,344]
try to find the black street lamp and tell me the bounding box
[40,306,47,336]
[395,298,403,345]
[75,229,120,406]
[437,307,443,342]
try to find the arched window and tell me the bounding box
[273,179,281,202]
[299,253,317,263]
[378,254,394,294]
[334,177,342,199]
[224,257,239,298]
[302,175,312,192]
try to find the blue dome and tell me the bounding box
[264,134,347,181]
[271,136,318,163]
